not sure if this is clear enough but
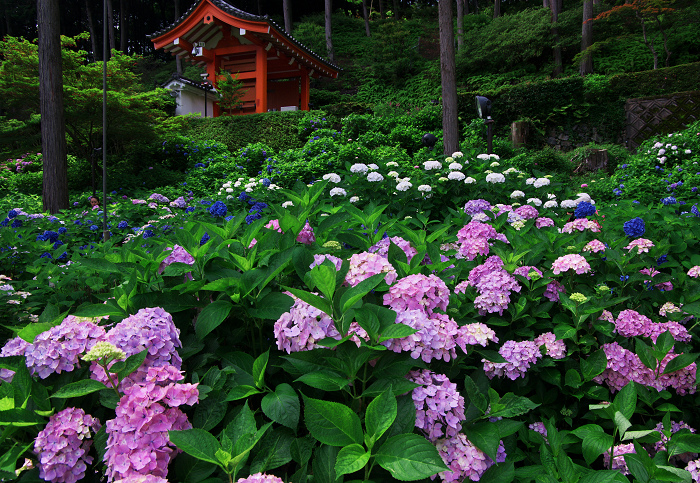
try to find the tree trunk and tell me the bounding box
[85,0,99,60]
[38,0,69,214]
[393,0,400,18]
[106,0,116,53]
[283,0,292,34]
[456,0,464,53]
[119,0,127,52]
[325,0,334,62]
[638,13,658,69]
[439,0,458,156]
[550,0,562,77]
[362,0,371,37]
[543,0,549,8]
[3,0,12,36]
[579,0,594,75]
[493,0,500,18]
[464,0,469,15]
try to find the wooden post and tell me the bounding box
[511,121,529,148]
[255,45,267,113]
[574,149,608,174]
[300,68,310,111]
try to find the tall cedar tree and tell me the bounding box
[439,0,458,155]
[580,0,594,75]
[37,0,69,214]
[283,0,292,34]
[550,0,563,76]
[362,0,371,37]
[325,0,334,61]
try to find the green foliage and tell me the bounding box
[217,70,247,114]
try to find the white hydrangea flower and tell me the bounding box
[350,196,360,203]
[510,190,525,199]
[471,212,490,222]
[323,173,341,183]
[503,168,518,175]
[418,185,432,193]
[386,161,399,167]
[477,154,490,161]
[397,181,412,191]
[658,148,666,155]
[485,173,506,183]
[245,182,256,189]
[223,182,231,188]
[246,187,254,193]
[658,156,667,164]
[423,160,443,170]
[685,149,692,154]
[672,145,677,150]
[226,188,234,193]
[445,157,454,163]
[511,220,526,231]
[560,199,578,209]
[448,162,463,170]
[282,201,294,208]
[448,171,466,181]
[387,171,399,178]
[534,178,550,188]
[526,177,536,185]
[576,193,592,202]
[452,151,463,158]
[350,163,369,174]
[527,198,542,206]
[490,154,500,160]
[464,177,476,184]
[547,193,556,199]
[368,163,379,170]
[543,200,558,209]
[367,172,384,182]
[490,161,500,167]
[330,187,347,197]
[234,181,241,187]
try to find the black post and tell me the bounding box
[486,119,494,155]
[204,86,208,118]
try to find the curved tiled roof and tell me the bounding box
[149,0,341,73]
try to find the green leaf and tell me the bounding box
[285,288,332,317]
[168,429,221,466]
[225,385,262,401]
[80,257,120,273]
[335,444,370,478]
[565,369,582,388]
[614,411,632,438]
[555,454,578,483]
[261,384,300,430]
[487,393,540,419]
[253,350,269,390]
[365,388,397,447]
[378,323,418,343]
[579,470,626,483]
[480,461,514,483]
[636,339,657,371]
[50,380,107,399]
[313,445,341,483]
[669,433,700,456]
[303,395,363,447]
[340,272,387,313]
[581,350,607,380]
[248,292,294,320]
[662,353,698,375]
[464,422,502,462]
[375,433,448,481]
[296,371,350,391]
[0,407,45,426]
[613,382,637,420]
[195,300,233,339]
[112,350,147,378]
[72,303,127,319]
[193,397,227,431]
[310,261,339,301]
[226,401,257,443]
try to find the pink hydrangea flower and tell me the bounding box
[551,254,591,275]
[265,219,283,232]
[535,217,555,228]
[455,323,498,350]
[296,221,316,245]
[583,240,606,253]
[614,309,690,343]
[560,218,601,233]
[34,407,101,483]
[513,266,543,280]
[236,474,284,483]
[409,370,465,441]
[114,477,169,483]
[688,266,700,278]
[0,336,30,383]
[529,422,548,438]
[309,254,343,271]
[603,443,637,475]
[383,274,449,316]
[535,332,566,359]
[369,236,417,262]
[157,245,195,280]
[514,204,539,219]
[434,434,506,482]
[345,252,397,287]
[544,280,566,302]
[625,238,655,253]
[104,366,198,482]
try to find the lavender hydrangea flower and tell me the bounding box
[483,340,542,380]
[157,245,196,279]
[25,316,106,379]
[91,307,182,389]
[236,474,284,483]
[34,407,101,483]
[409,370,465,441]
[435,434,506,482]
[463,199,492,216]
[0,336,30,383]
[383,274,449,316]
[369,236,417,262]
[346,252,397,287]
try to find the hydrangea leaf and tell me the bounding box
[374,433,448,481]
[261,383,300,430]
[334,443,370,478]
[303,394,363,446]
[168,428,221,466]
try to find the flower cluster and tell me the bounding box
[114,476,169,483]
[623,217,646,238]
[104,365,198,481]
[573,201,596,218]
[0,336,30,383]
[309,253,343,271]
[625,238,655,253]
[157,245,195,278]
[463,199,492,216]
[603,443,636,475]
[561,218,601,233]
[551,254,591,275]
[455,221,508,261]
[296,221,316,245]
[383,274,449,316]
[435,434,506,482]
[409,370,465,441]
[369,236,417,262]
[594,342,696,394]
[25,316,106,379]
[613,309,690,343]
[208,200,227,217]
[34,407,101,483]
[456,255,521,316]
[583,239,606,253]
[345,252,397,287]
[236,474,285,483]
[483,340,542,380]
[91,307,182,389]
[534,332,567,359]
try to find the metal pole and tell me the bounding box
[102,0,109,241]
[486,119,494,155]
[204,85,208,118]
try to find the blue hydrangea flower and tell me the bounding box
[7,210,18,219]
[11,220,22,228]
[662,196,677,205]
[89,225,99,231]
[208,201,227,217]
[52,240,63,249]
[623,217,645,238]
[40,252,52,259]
[573,201,596,219]
[199,199,212,206]
[692,205,700,217]
[74,220,82,225]
[245,213,262,224]
[1,218,9,227]
[200,233,210,245]
[262,178,271,187]
[185,207,195,214]
[58,227,67,234]
[657,254,668,266]
[117,221,129,229]
[238,192,250,202]
[142,230,154,239]
[194,163,206,168]
[224,215,234,222]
